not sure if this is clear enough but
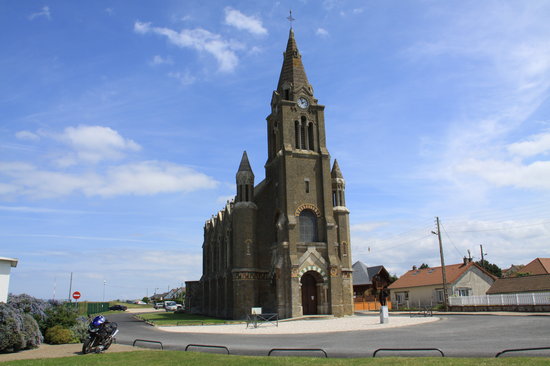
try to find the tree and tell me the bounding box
[477,259,502,278]
[142,297,150,304]
[419,263,430,269]
[389,274,398,283]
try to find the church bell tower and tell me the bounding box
[264,28,354,318]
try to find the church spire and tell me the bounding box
[331,159,343,179]
[276,28,311,95]
[238,151,252,173]
[236,151,254,203]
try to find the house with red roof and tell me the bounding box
[516,258,550,276]
[388,259,496,308]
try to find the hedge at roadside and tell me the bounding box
[0,303,42,352]
[1,294,90,353]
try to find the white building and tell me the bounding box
[388,260,496,308]
[0,257,18,303]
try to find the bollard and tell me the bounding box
[380,305,389,324]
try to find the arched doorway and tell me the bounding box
[301,271,319,315]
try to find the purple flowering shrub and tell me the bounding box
[0,303,41,352]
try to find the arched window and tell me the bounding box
[300,124,306,149]
[308,122,314,151]
[295,121,300,149]
[299,210,318,242]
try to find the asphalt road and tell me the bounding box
[109,312,550,358]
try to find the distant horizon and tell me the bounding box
[2,1,549,301]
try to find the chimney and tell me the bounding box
[412,265,417,271]
[463,257,468,265]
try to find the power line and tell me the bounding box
[446,220,550,233]
[440,222,466,259]
[369,234,433,252]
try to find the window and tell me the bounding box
[305,179,310,193]
[435,289,444,303]
[295,121,300,149]
[300,120,306,149]
[308,123,314,151]
[456,288,470,297]
[396,291,409,305]
[299,210,318,242]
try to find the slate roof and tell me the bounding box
[277,28,310,93]
[486,274,550,294]
[238,151,253,172]
[517,258,550,275]
[331,160,343,179]
[388,262,495,290]
[352,261,385,286]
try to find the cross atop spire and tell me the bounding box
[287,10,295,29]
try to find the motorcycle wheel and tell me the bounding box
[103,338,113,351]
[82,338,93,354]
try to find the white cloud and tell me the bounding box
[0,160,218,199]
[54,125,141,165]
[406,3,550,200]
[224,7,267,36]
[151,55,173,65]
[456,158,550,190]
[134,21,241,72]
[15,131,40,141]
[507,130,550,158]
[168,70,196,86]
[1,124,219,198]
[0,161,97,198]
[95,161,217,196]
[351,222,388,233]
[316,28,329,37]
[29,6,51,20]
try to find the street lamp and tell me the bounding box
[103,280,106,302]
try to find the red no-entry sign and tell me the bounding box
[72,291,81,300]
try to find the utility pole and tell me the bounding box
[480,244,485,263]
[431,217,449,311]
[68,272,73,303]
[103,280,106,302]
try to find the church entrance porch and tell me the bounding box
[300,271,326,315]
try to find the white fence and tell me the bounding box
[449,292,550,306]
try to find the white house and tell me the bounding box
[0,257,18,303]
[388,259,496,308]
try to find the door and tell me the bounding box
[301,272,318,315]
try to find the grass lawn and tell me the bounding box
[137,312,241,326]
[1,351,549,366]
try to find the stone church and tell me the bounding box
[185,29,354,319]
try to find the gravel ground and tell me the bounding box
[0,343,141,362]
[158,314,440,334]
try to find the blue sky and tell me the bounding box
[2,1,550,301]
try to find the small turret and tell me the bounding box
[331,160,346,207]
[236,151,254,202]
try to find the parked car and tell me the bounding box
[154,302,164,309]
[164,301,182,311]
[108,304,127,311]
